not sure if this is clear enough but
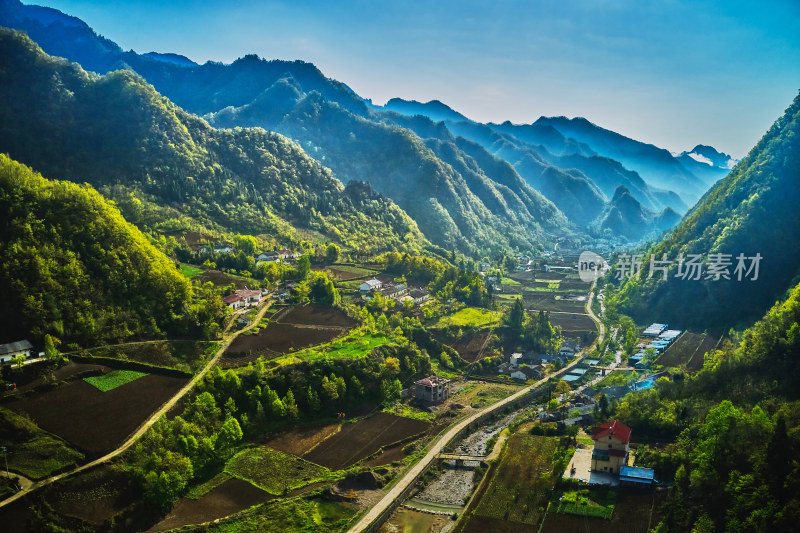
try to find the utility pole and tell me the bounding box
[1,446,7,478]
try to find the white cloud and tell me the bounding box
[687,152,713,166]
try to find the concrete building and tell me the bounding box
[414,376,451,403]
[590,420,631,475]
[0,339,33,366]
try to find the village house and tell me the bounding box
[559,339,580,359]
[590,420,631,475]
[509,352,523,367]
[414,375,451,403]
[409,288,429,304]
[214,244,233,254]
[223,288,262,309]
[359,278,383,293]
[378,283,408,300]
[0,339,33,366]
[511,364,542,381]
[256,252,280,263]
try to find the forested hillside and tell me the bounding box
[0,155,196,346]
[0,29,424,254]
[614,278,800,532]
[612,91,800,330]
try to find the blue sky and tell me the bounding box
[30,0,800,158]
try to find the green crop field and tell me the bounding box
[225,446,337,495]
[179,263,204,278]
[275,331,392,365]
[434,307,499,328]
[554,488,617,519]
[84,370,147,392]
[470,434,559,525]
[202,497,354,533]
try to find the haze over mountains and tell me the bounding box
[0,0,736,252]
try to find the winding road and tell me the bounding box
[348,282,604,532]
[0,301,274,509]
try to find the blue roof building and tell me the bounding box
[619,465,655,486]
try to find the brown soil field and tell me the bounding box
[5,373,187,455]
[148,478,273,532]
[522,294,586,313]
[277,305,357,328]
[265,423,341,457]
[687,334,721,372]
[195,270,252,289]
[548,313,596,331]
[449,330,492,363]
[325,266,378,281]
[224,323,344,360]
[541,490,665,533]
[304,413,430,470]
[365,444,407,466]
[48,466,138,525]
[3,361,108,394]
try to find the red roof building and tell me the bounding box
[591,420,632,475]
[592,420,632,444]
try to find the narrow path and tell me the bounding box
[0,301,274,509]
[348,283,604,532]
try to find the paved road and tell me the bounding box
[348,283,604,532]
[0,301,273,509]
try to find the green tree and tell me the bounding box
[284,390,299,419]
[233,235,258,255]
[505,298,525,331]
[215,415,243,457]
[43,334,59,361]
[296,255,311,280]
[325,243,340,264]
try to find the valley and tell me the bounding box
[0,1,798,532]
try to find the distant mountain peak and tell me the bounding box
[680,144,738,169]
[383,97,469,123]
[141,52,197,67]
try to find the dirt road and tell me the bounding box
[348,283,604,532]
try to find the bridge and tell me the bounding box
[436,453,488,468]
[437,453,488,462]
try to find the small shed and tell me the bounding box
[619,465,655,486]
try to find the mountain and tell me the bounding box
[681,144,737,170]
[0,28,425,255]
[441,120,607,225]
[268,91,568,254]
[381,97,470,123]
[612,91,800,330]
[534,116,709,204]
[141,52,197,67]
[0,154,194,346]
[596,186,680,241]
[676,144,737,187]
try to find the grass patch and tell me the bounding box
[225,446,337,495]
[472,434,559,525]
[594,370,634,389]
[0,407,83,479]
[434,307,499,328]
[186,472,232,500]
[84,370,147,392]
[554,488,617,519]
[79,340,219,373]
[276,331,392,365]
[383,404,436,422]
[203,497,354,533]
[179,263,204,278]
[8,434,84,479]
